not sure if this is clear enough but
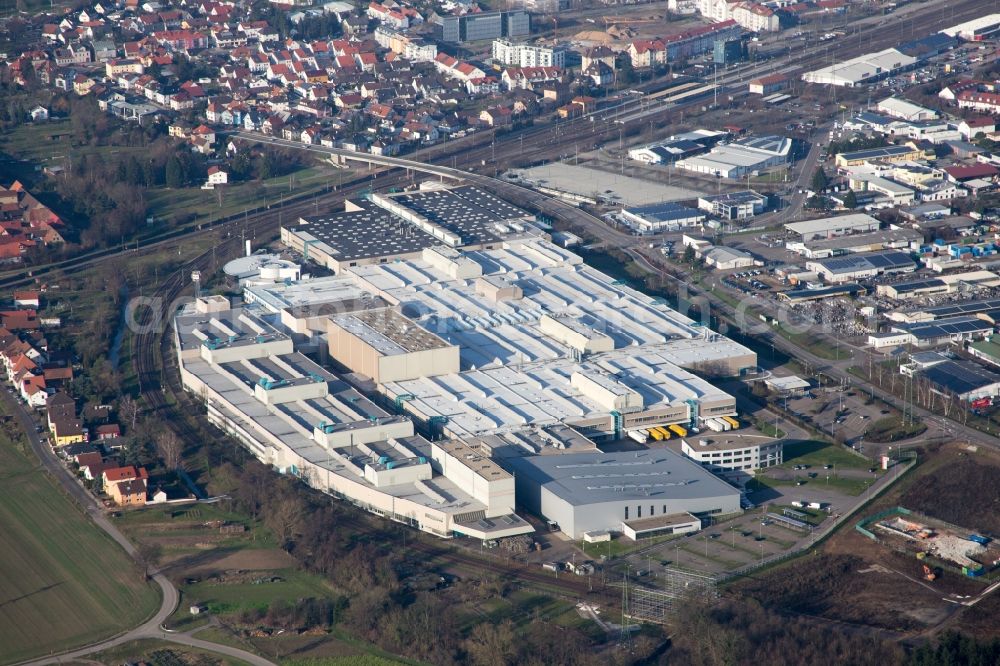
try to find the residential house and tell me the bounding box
[110,478,148,506]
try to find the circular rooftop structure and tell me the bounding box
[223,254,301,281]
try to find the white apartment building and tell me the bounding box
[698,0,779,32]
[492,39,565,68]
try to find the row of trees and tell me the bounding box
[204,459,645,665]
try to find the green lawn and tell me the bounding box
[142,165,350,228]
[182,568,337,615]
[779,440,870,470]
[0,426,159,665]
[753,470,881,497]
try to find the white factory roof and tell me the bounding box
[383,343,737,438]
[182,353,489,516]
[941,14,1000,38]
[784,213,880,237]
[876,96,937,120]
[245,274,374,312]
[803,49,916,86]
[347,239,724,369]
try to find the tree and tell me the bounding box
[811,167,828,192]
[683,244,696,264]
[155,429,183,471]
[135,541,162,580]
[118,395,139,432]
[165,156,184,188]
[465,620,518,666]
[843,189,858,209]
[266,496,304,549]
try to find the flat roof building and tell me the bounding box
[785,228,921,259]
[281,185,536,273]
[503,448,740,539]
[343,238,754,440]
[802,48,917,88]
[619,202,706,233]
[174,297,532,541]
[680,433,783,484]
[835,145,923,168]
[327,308,461,383]
[697,190,767,220]
[675,136,792,179]
[784,213,881,241]
[806,250,915,283]
[918,359,1000,402]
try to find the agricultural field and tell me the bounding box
[0,428,159,665]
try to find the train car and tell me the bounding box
[668,424,687,437]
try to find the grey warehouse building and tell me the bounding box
[505,449,740,539]
[438,10,529,43]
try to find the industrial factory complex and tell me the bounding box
[175,184,753,540]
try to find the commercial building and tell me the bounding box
[888,297,1000,324]
[174,296,533,540]
[835,145,923,168]
[885,316,993,348]
[619,202,706,233]
[777,284,865,303]
[802,48,917,88]
[785,228,921,259]
[702,246,756,270]
[918,359,1000,402]
[784,213,881,241]
[503,448,740,539]
[969,334,1000,369]
[941,14,1000,41]
[875,271,1000,300]
[437,10,529,44]
[491,39,565,68]
[763,375,810,395]
[875,278,949,300]
[806,250,915,283]
[875,97,938,121]
[675,135,792,179]
[680,433,783,479]
[697,190,766,220]
[281,184,536,274]
[849,175,915,207]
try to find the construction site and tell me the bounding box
[857,507,1000,579]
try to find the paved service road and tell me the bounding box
[1,391,273,666]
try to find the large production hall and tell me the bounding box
[176,183,755,540]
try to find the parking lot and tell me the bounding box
[614,508,821,578]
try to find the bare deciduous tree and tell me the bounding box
[120,394,140,431]
[155,429,183,471]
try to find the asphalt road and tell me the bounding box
[0,390,274,666]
